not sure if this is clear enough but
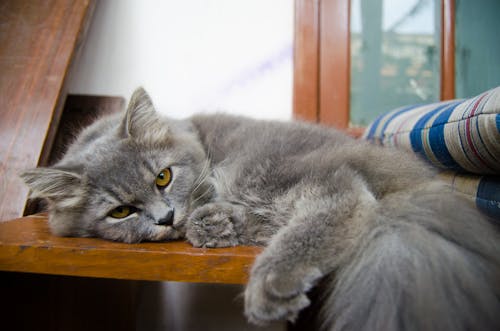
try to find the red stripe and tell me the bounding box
[393,106,428,146]
[464,93,491,170]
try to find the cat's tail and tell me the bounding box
[320,182,500,331]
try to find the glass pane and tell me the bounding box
[455,0,500,98]
[350,0,441,126]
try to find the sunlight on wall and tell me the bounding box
[68,0,293,120]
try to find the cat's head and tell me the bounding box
[21,88,212,243]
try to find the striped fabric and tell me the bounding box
[440,172,500,224]
[363,86,500,174]
[363,87,500,222]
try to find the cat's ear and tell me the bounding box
[20,167,82,200]
[122,87,170,144]
[124,87,155,137]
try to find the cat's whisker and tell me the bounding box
[191,158,212,195]
[190,185,214,206]
[192,158,209,187]
[187,157,214,208]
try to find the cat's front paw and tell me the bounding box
[244,257,322,325]
[186,203,239,248]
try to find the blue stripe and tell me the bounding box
[380,105,421,141]
[432,101,462,126]
[366,105,420,141]
[496,114,500,132]
[365,114,385,140]
[409,103,453,159]
[476,176,500,223]
[428,102,463,169]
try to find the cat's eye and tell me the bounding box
[109,206,136,219]
[156,168,172,188]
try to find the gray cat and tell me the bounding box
[22,88,500,330]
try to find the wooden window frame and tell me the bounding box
[441,0,455,100]
[293,0,456,131]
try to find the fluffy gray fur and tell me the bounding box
[22,88,500,330]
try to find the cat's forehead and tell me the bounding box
[86,140,166,176]
[61,134,165,183]
[81,143,163,198]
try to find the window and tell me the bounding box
[294,0,500,132]
[455,0,500,98]
[350,0,441,126]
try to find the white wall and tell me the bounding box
[68,0,293,120]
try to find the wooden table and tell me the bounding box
[0,214,261,284]
[0,215,263,330]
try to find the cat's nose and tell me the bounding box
[156,209,174,226]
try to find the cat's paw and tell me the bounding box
[244,258,322,325]
[186,203,239,248]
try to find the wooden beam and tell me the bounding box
[0,0,95,221]
[318,0,351,129]
[293,0,321,122]
[441,0,455,100]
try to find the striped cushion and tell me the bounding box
[363,86,500,174]
[363,87,500,222]
[440,172,500,224]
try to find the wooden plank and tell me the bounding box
[0,215,262,284]
[293,0,320,123]
[441,0,455,100]
[0,0,95,221]
[318,0,351,129]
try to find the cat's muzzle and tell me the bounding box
[155,208,174,226]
